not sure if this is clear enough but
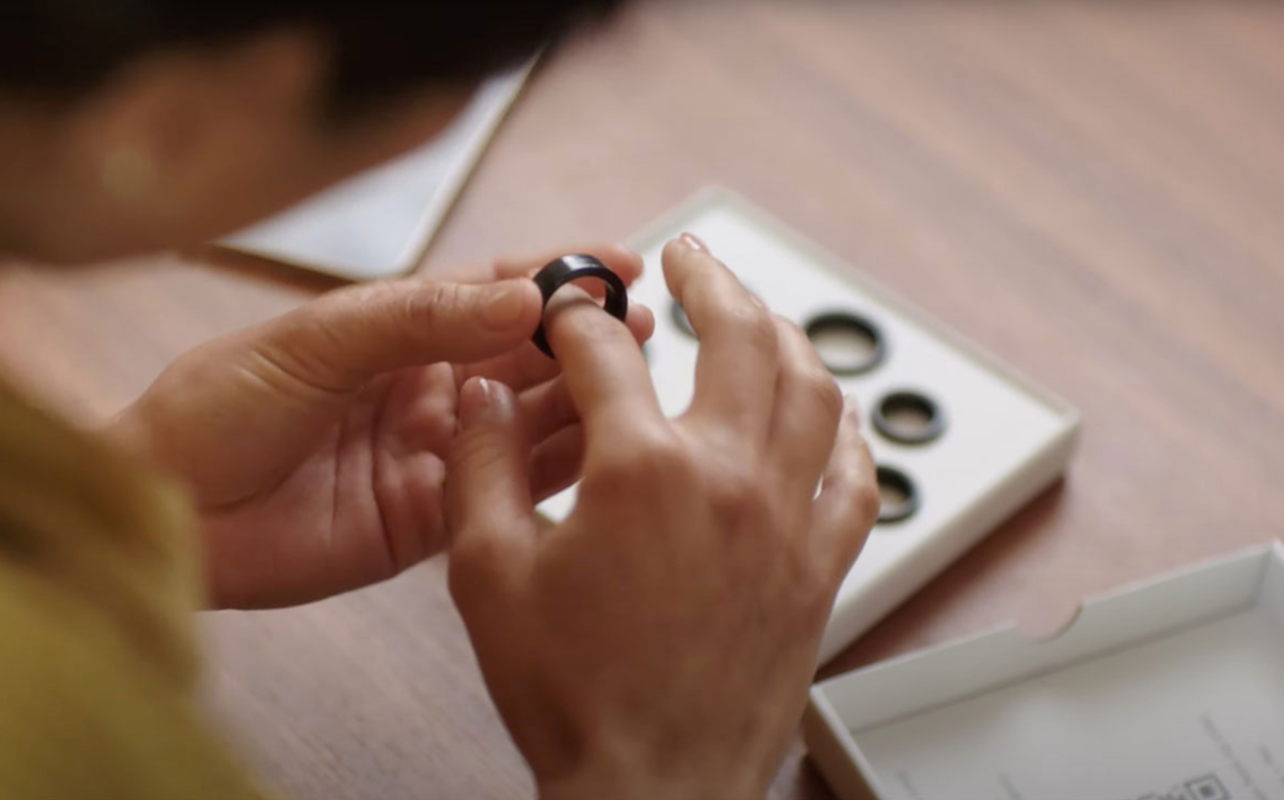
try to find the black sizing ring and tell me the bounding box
[875,465,920,524]
[802,311,887,376]
[531,255,629,359]
[872,390,947,446]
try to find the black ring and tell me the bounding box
[872,390,947,446]
[531,255,629,359]
[803,311,887,376]
[875,465,920,524]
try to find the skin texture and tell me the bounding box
[111,245,654,608]
[0,25,880,800]
[448,239,878,800]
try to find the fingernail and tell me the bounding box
[678,232,709,254]
[459,377,498,431]
[483,281,535,329]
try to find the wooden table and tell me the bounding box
[3,1,1284,797]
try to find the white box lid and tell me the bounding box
[807,542,1284,800]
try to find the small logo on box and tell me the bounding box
[1184,775,1230,800]
[1134,773,1230,800]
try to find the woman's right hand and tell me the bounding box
[444,235,879,800]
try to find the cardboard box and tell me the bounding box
[805,543,1284,800]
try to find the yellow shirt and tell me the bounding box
[0,382,260,798]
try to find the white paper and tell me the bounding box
[223,65,530,280]
[855,607,1284,800]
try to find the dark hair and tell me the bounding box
[1,2,624,114]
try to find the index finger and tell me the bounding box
[543,288,665,446]
[662,237,779,443]
[461,299,655,392]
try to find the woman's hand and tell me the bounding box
[110,245,652,609]
[445,236,879,800]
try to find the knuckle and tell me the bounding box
[578,302,625,336]
[733,305,779,356]
[548,296,623,341]
[451,428,513,476]
[774,314,808,344]
[334,279,410,331]
[827,458,880,521]
[810,372,844,419]
[327,279,392,310]
[408,281,464,328]
[854,479,882,525]
[588,427,688,491]
[778,317,843,415]
[705,465,773,529]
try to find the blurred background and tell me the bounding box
[1,2,1282,798]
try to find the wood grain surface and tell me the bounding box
[3,1,1284,797]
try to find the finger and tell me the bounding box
[461,245,648,390]
[811,398,879,582]
[663,235,779,445]
[530,424,586,503]
[493,243,645,287]
[521,349,657,460]
[251,277,543,395]
[543,288,665,445]
[768,316,844,492]
[464,301,655,392]
[445,378,538,599]
[518,376,578,444]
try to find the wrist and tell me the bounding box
[538,769,698,800]
[535,744,761,800]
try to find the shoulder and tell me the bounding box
[0,562,263,798]
[0,382,260,798]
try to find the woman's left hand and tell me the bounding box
[110,245,651,608]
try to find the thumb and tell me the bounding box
[253,278,542,394]
[446,377,538,602]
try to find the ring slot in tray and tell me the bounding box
[537,187,1080,662]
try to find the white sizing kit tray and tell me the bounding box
[805,544,1284,800]
[537,187,1081,663]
